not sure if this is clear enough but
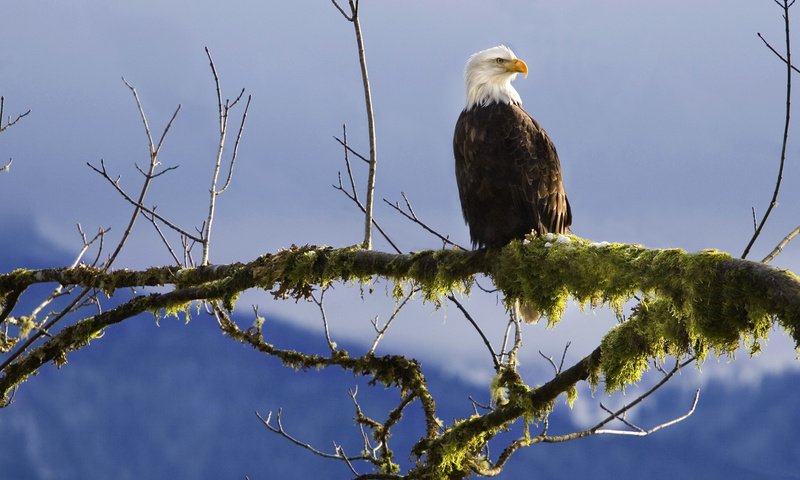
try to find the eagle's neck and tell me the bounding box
[464,72,522,110]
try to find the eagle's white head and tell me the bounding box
[463,45,528,110]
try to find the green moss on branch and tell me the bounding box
[2,237,799,417]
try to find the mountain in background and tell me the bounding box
[0,224,798,479]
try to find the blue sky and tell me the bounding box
[2,1,799,395]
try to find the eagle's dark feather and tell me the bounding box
[453,102,571,248]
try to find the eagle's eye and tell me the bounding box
[495,58,505,64]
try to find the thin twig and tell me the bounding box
[0,96,31,134]
[335,444,360,477]
[219,94,251,194]
[29,226,108,321]
[200,49,249,265]
[591,357,696,433]
[333,124,401,253]
[598,402,643,432]
[762,224,800,263]
[0,96,31,171]
[121,77,156,152]
[88,160,202,242]
[469,396,493,413]
[538,350,559,376]
[154,105,182,157]
[377,392,415,462]
[594,389,700,436]
[134,162,180,179]
[383,193,466,250]
[144,208,182,266]
[757,31,800,74]
[332,0,378,249]
[203,46,226,266]
[498,317,515,363]
[369,286,417,354]
[333,133,370,164]
[333,175,402,254]
[474,279,499,294]
[447,294,499,369]
[312,286,337,354]
[743,1,793,259]
[506,312,523,369]
[330,0,354,21]
[343,126,361,203]
[350,387,376,459]
[257,409,370,462]
[558,342,571,373]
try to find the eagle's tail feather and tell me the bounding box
[514,299,541,324]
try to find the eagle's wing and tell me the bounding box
[454,103,571,249]
[509,104,572,235]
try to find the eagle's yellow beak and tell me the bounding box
[509,58,529,77]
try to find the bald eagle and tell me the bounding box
[453,45,571,323]
[454,45,571,249]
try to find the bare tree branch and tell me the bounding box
[369,286,417,354]
[539,342,570,376]
[762,224,800,263]
[595,390,700,437]
[203,47,250,265]
[0,96,31,134]
[29,226,108,322]
[219,94,251,194]
[340,124,362,203]
[384,192,466,250]
[743,0,794,259]
[330,0,354,21]
[590,357,696,434]
[88,159,202,242]
[447,294,499,369]
[311,286,338,354]
[257,409,370,463]
[758,31,800,74]
[332,0,378,250]
[334,129,370,165]
[334,165,402,254]
[2,80,177,373]
[472,357,699,476]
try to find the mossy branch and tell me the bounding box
[409,346,602,478]
[217,306,438,475]
[1,236,799,405]
[0,282,227,405]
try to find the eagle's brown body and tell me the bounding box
[453,101,571,248]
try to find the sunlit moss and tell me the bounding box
[432,415,497,479]
[565,385,578,408]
